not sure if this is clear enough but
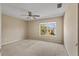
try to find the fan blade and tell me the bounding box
[26,16,36,20]
[32,15,40,17]
[21,14,28,16]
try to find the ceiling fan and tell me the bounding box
[22,11,40,20]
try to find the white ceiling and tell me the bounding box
[2,3,65,21]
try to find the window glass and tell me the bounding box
[40,22,56,37]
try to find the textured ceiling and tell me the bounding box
[2,3,65,21]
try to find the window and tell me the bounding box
[40,22,56,37]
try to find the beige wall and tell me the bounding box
[64,4,78,56]
[2,15,64,45]
[27,16,63,43]
[2,15,27,45]
[0,4,1,48]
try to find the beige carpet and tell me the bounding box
[2,40,68,56]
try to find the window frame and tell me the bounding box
[39,22,56,37]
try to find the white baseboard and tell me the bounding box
[2,39,22,46]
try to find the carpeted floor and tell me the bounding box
[2,40,68,56]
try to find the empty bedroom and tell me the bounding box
[1,3,78,56]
